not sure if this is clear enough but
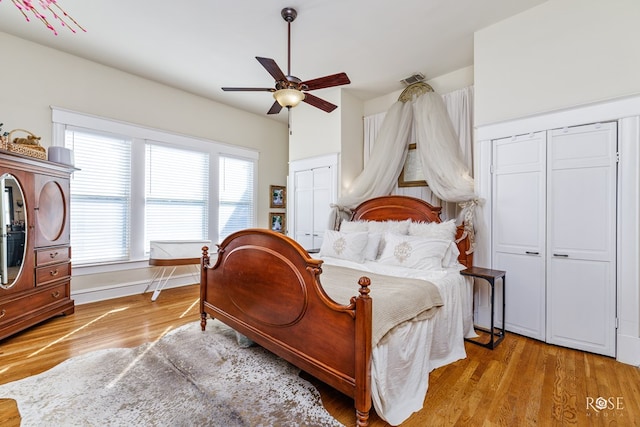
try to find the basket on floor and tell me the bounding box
[3,129,47,160]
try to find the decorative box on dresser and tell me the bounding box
[0,151,75,341]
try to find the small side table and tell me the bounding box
[461,266,506,349]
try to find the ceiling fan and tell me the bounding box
[222,7,351,115]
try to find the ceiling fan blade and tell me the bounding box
[256,57,287,82]
[302,73,351,91]
[221,87,275,92]
[302,92,338,113]
[267,101,283,115]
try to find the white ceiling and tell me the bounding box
[2,0,546,122]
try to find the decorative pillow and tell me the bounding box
[319,230,369,263]
[367,219,411,235]
[339,220,369,232]
[363,232,382,261]
[360,220,409,258]
[377,233,451,270]
[408,219,457,241]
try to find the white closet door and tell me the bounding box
[311,166,332,249]
[492,132,547,340]
[294,169,314,249]
[293,166,333,250]
[546,123,617,357]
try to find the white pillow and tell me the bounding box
[339,220,369,232]
[319,230,369,263]
[377,233,450,270]
[367,219,411,235]
[442,241,461,268]
[363,233,382,261]
[408,219,457,241]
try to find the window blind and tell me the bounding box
[65,129,131,264]
[145,143,209,252]
[219,156,255,242]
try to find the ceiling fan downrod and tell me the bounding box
[281,7,297,77]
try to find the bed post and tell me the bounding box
[354,276,372,427]
[200,246,210,331]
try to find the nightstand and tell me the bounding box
[461,267,506,349]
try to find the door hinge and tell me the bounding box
[615,317,619,329]
[490,164,494,174]
[616,152,620,163]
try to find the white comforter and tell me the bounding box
[320,256,474,426]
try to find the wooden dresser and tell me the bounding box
[0,151,75,341]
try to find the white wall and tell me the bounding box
[474,0,640,126]
[0,31,288,302]
[363,66,474,116]
[288,88,342,162]
[339,90,364,195]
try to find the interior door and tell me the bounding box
[294,169,314,249]
[492,132,547,340]
[311,166,332,250]
[546,122,617,357]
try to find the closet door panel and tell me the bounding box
[492,132,546,340]
[548,166,614,260]
[495,252,546,340]
[493,171,544,253]
[294,170,313,249]
[311,167,332,249]
[493,133,546,255]
[547,258,614,354]
[547,122,616,357]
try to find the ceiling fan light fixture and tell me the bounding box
[273,88,305,108]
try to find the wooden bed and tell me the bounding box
[200,195,472,426]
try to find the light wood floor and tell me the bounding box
[1,284,638,427]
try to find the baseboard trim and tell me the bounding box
[617,333,640,367]
[71,273,197,305]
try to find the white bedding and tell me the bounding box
[320,256,474,426]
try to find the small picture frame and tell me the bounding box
[270,185,286,208]
[398,143,428,187]
[269,212,286,233]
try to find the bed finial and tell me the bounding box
[358,276,371,297]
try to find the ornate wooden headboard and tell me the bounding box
[350,195,473,268]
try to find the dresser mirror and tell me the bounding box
[1,173,26,288]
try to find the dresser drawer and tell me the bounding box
[36,246,71,266]
[36,262,71,286]
[0,282,69,327]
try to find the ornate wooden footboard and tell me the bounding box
[200,195,473,426]
[200,229,373,426]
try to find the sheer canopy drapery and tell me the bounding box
[330,84,479,252]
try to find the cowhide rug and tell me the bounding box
[0,320,343,426]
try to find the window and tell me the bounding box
[219,156,254,242]
[65,129,131,264]
[53,107,258,272]
[145,143,209,252]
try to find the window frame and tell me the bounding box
[51,107,258,276]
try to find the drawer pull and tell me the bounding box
[49,252,59,259]
[50,269,59,277]
[51,291,61,298]
[525,251,539,255]
[0,309,5,319]
[553,253,569,258]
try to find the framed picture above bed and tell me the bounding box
[270,185,286,208]
[398,143,428,187]
[269,212,286,233]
